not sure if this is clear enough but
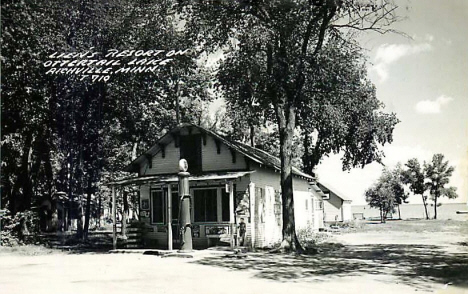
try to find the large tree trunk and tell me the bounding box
[77,197,84,239]
[14,131,34,213]
[434,196,438,220]
[132,142,139,161]
[97,193,102,227]
[83,170,93,240]
[249,124,255,147]
[276,103,303,253]
[302,132,311,174]
[76,147,84,239]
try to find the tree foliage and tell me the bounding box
[299,37,399,173]
[365,166,405,223]
[423,154,458,219]
[179,0,401,251]
[1,0,211,238]
[401,158,429,219]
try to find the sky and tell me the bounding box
[316,0,468,205]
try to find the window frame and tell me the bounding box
[192,187,219,223]
[191,187,231,224]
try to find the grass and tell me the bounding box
[355,219,468,234]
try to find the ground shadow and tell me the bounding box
[40,232,114,254]
[194,242,468,290]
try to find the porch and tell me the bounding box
[108,171,253,250]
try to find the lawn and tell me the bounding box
[357,219,468,234]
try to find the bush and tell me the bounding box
[327,220,362,231]
[296,226,332,253]
[1,209,41,246]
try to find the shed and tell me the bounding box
[318,182,353,223]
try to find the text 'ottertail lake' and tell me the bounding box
[43,48,191,82]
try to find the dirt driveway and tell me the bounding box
[1,220,467,294]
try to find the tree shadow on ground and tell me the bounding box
[194,243,468,291]
[41,232,114,254]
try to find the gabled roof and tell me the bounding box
[317,182,352,202]
[124,123,314,180]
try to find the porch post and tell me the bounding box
[167,184,173,250]
[249,183,256,248]
[122,190,127,238]
[229,181,235,248]
[112,185,117,250]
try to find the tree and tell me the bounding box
[365,183,395,223]
[180,0,401,251]
[1,0,211,240]
[401,158,429,219]
[299,38,399,174]
[424,154,458,219]
[365,166,404,223]
[389,164,407,219]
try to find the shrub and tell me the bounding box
[1,209,41,246]
[296,226,332,253]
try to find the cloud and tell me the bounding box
[424,34,434,42]
[371,43,432,82]
[415,95,454,114]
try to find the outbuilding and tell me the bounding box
[318,182,353,223]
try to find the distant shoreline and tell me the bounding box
[351,202,468,221]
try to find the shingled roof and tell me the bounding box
[124,123,314,180]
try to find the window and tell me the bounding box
[315,199,323,210]
[179,134,202,174]
[194,189,218,222]
[151,190,165,223]
[171,187,179,223]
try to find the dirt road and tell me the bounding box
[1,220,467,294]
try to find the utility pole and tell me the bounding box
[178,159,192,252]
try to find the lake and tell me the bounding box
[352,202,468,221]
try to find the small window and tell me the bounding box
[179,134,202,174]
[317,200,323,210]
[305,199,308,210]
[151,190,165,223]
[194,189,217,222]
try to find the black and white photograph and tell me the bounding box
[1,1,467,293]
